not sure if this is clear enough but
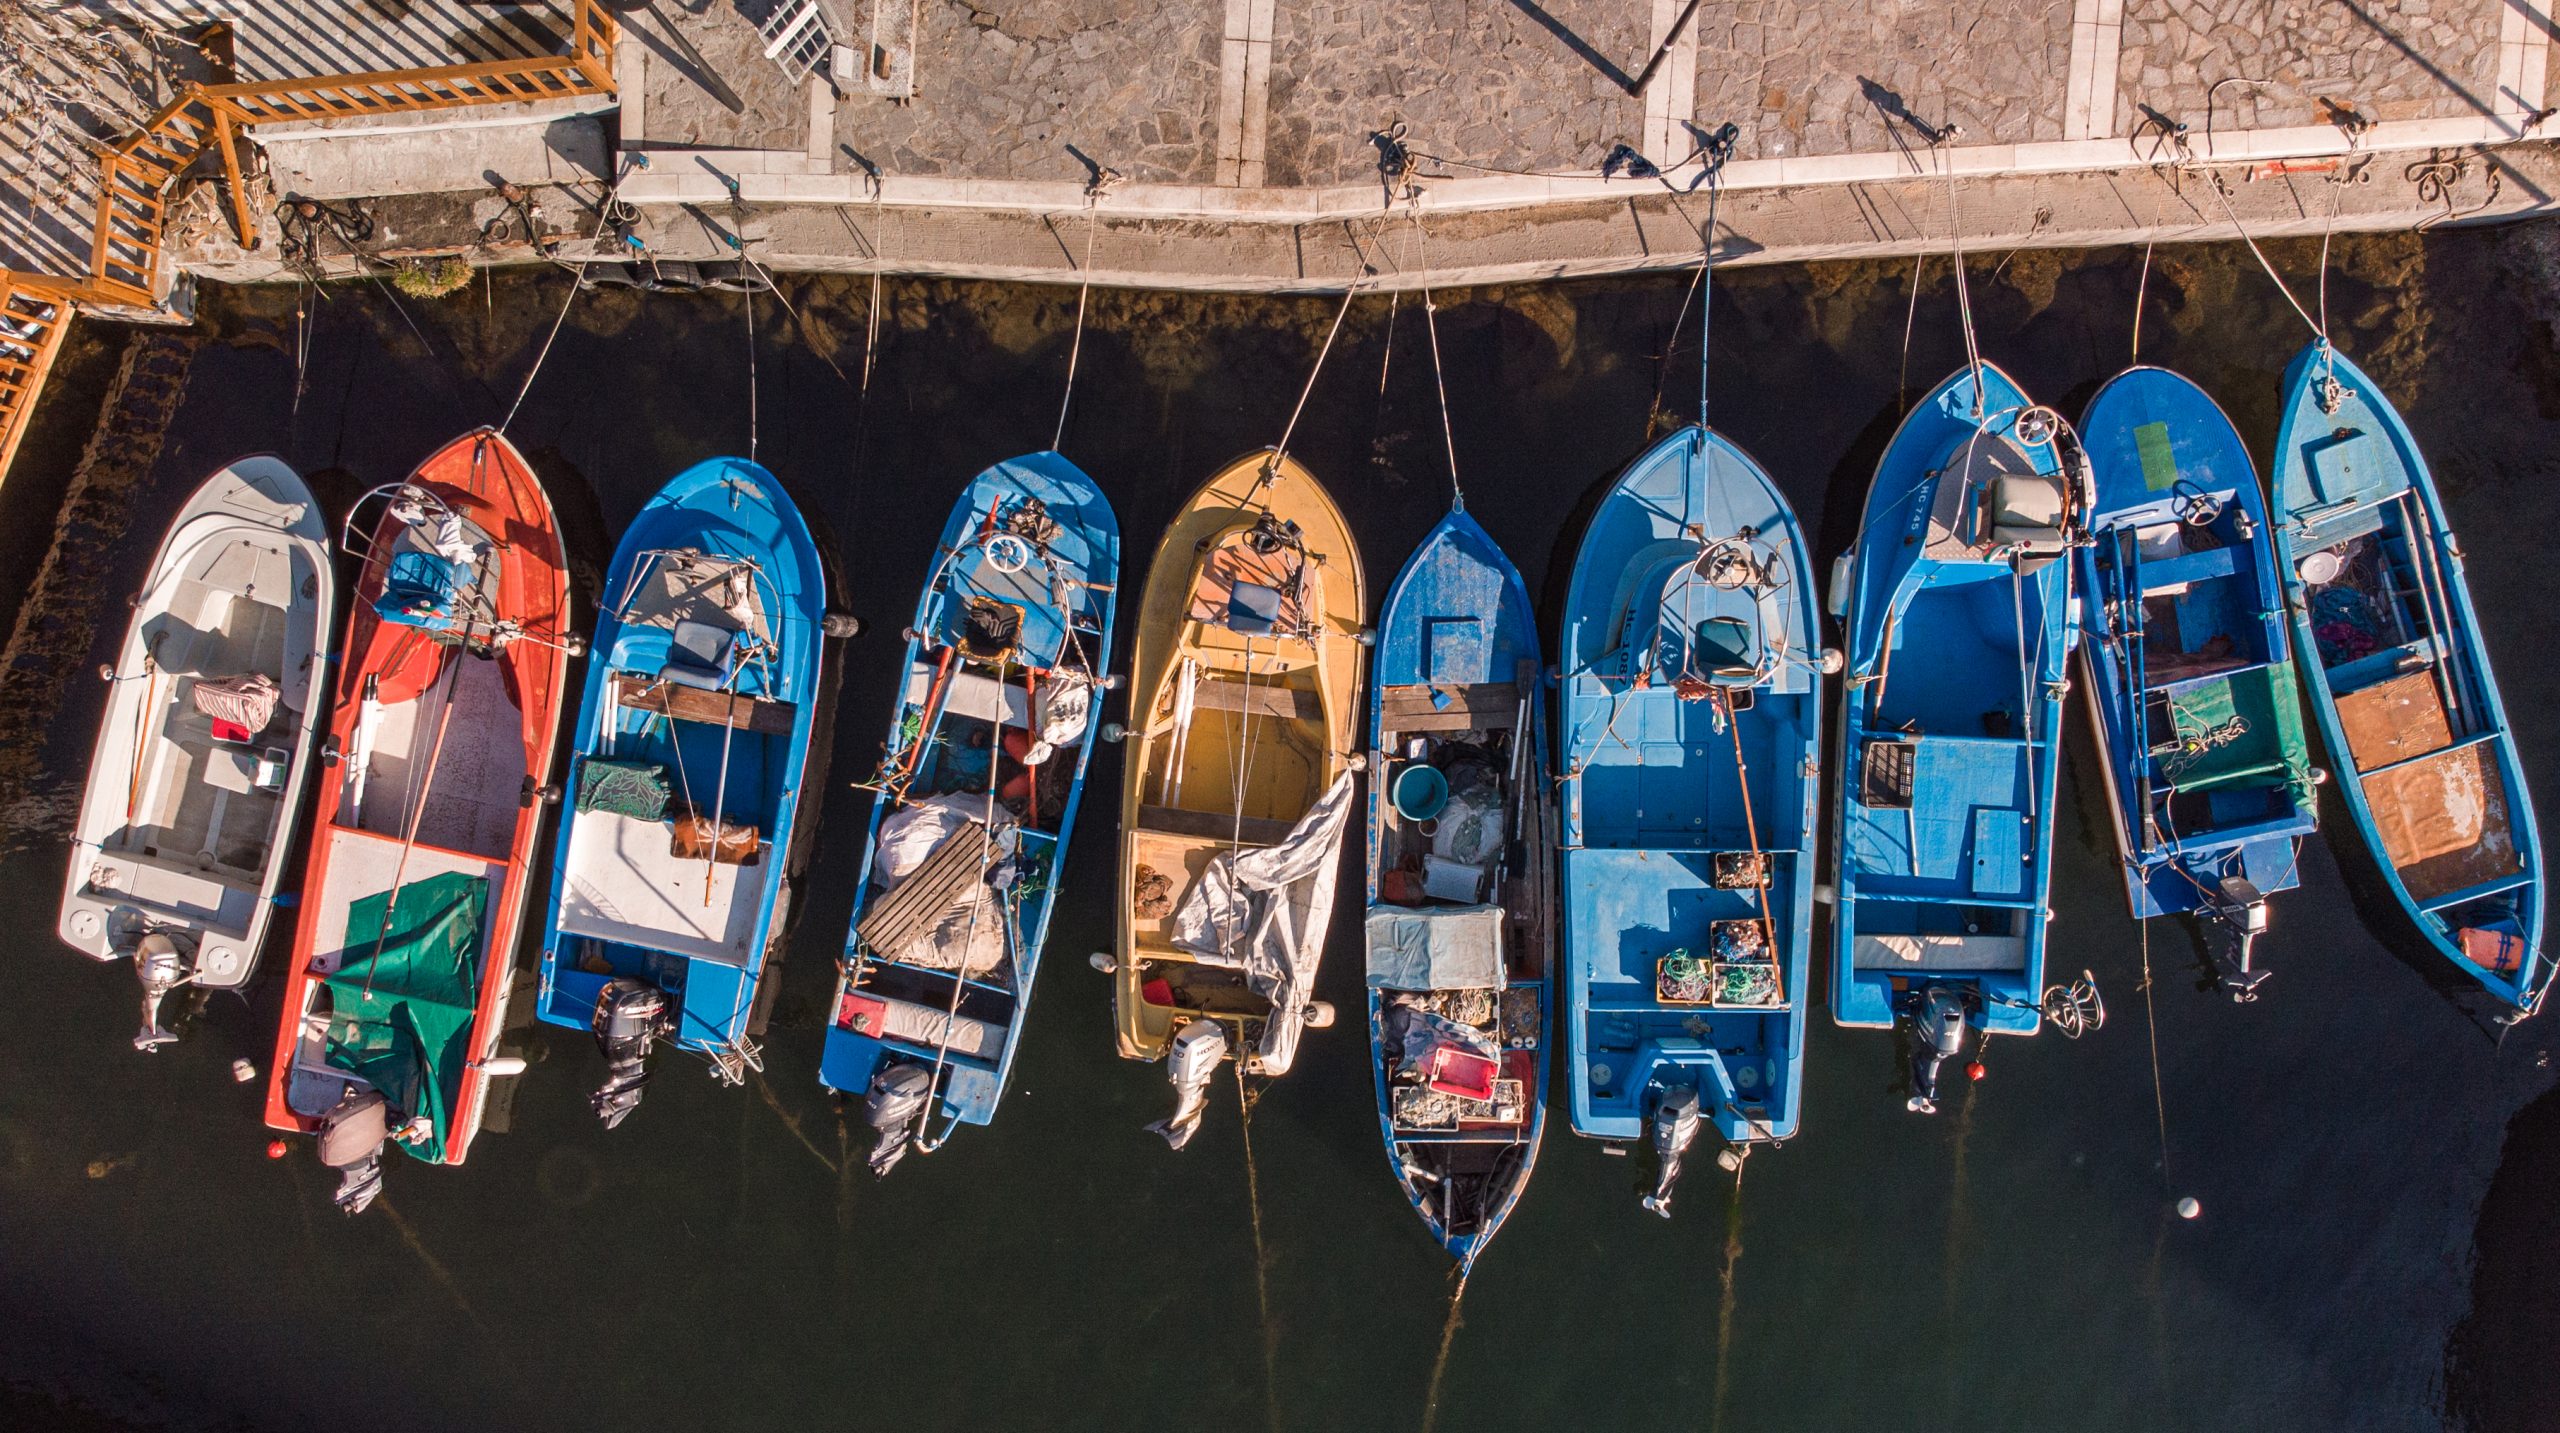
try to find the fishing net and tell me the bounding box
[577,758,672,820]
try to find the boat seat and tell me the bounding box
[660,619,736,691]
[1226,581,1282,635]
[1137,804,1296,846]
[2141,544,2241,593]
[1988,472,2067,551]
[1694,615,1758,680]
[1851,931,2027,971]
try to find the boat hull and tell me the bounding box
[60,456,335,1011]
[2268,342,2545,1009]
[264,428,571,1168]
[1559,426,1820,1154]
[821,451,1120,1139]
[1364,508,1551,1268]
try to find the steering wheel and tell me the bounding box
[2171,481,2224,527]
[982,532,1033,575]
[2012,405,2062,449]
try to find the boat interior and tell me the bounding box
[2289,445,2537,979]
[91,533,316,945]
[550,550,800,1051]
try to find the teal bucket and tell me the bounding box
[1389,763,1449,822]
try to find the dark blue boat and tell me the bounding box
[822,452,1120,1173]
[1364,508,1551,1268]
[2075,366,2319,998]
[2268,341,2546,1016]
[1559,426,1819,1215]
[537,457,828,1125]
[1828,363,2097,1112]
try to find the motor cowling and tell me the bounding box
[1906,985,1972,1114]
[589,978,672,1130]
[131,931,190,1052]
[316,1087,391,1215]
[1148,1019,1228,1151]
[1642,1085,1702,1219]
[2200,875,2271,1002]
[864,1064,933,1177]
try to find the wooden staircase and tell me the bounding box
[0,0,620,482]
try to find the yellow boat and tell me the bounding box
[1112,449,1365,1144]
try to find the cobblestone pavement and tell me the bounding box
[2114,0,2505,136]
[1693,1,2073,162]
[635,1,807,151]
[832,0,1228,184]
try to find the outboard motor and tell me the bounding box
[588,978,672,1129]
[1148,1018,1228,1151]
[863,1064,933,1176]
[2199,875,2271,1002]
[1641,1085,1702,1219]
[316,1088,391,1215]
[1906,985,1972,1114]
[132,931,190,1052]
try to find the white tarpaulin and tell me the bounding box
[1171,772,1357,1076]
[1364,904,1506,990]
[1023,669,1094,766]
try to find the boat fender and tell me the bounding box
[588,978,672,1130]
[1640,1085,1701,1219]
[863,1064,933,1177]
[132,931,190,1052]
[822,610,862,640]
[1149,1019,1228,1152]
[1905,985,1971,1115]
[1825,555,1852,619]
[1302,1000,1335,1030]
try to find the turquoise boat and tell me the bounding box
[822,452,1120,1173]
[2075,366,2319,998]
[1364,507,1552,1267]
[2268,341,2545,1016]
[1828,363,2096,1112]
[536,457,830,1125]
[1559,425,1820,1215]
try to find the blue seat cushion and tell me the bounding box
[1226,581,1281,636]
[660,619,736,691]
[377,550,459,627]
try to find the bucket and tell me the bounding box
[1390,763,1449,822]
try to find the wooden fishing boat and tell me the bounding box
[59,457,335,1051]
[2269,340,2545,1015]
[1365,508,1551,1265]
[2076,367,2319,999]
[1110,449,1365,1149]
[536,457,830,1127]
[1559,426,1820,1216]
[822,452,1118,1174]
[1828,364,2098,1113]
[263,428,573,1212]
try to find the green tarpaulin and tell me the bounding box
[2162,661,2315,807]
[324,870,487,1165]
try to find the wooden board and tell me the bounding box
[856,821,986,957]
[1190,678,1318,720]
[1379,682,1523,733]
[613,674,796,735]
[2335,668,2451,774]
[2364,741,2520,901]
[1136,803,1296,847]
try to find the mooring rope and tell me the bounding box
[1406,207,1463,509]
[1054,201,1100,452]
[744,281,759,463]
[2138,916,2174,1196]
[1270,272,1362,477]
[1930,130,1985,407]
[501,272,581,434]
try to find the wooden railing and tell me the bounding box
[0,0,621,481]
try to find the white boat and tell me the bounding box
[58,456,336,1050]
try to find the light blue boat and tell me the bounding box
[822,452,1119,1173]
[1559,426,1819,1216]
[1364,507,1551,1268]
[2268,341,2546,1016]
[1828,363,2096,1112]
[2075,366,2319,998]
[537,457,829,1125]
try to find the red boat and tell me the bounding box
[263,428,573,1212]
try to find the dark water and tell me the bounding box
[5,227,2559,1433]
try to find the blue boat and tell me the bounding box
[536,457,829,1124]
[1364,508,1552,1268]
[2075,366,2320,998]
[822,452,1120,1173]
[1559,426,1820,1216]
[1828,363,2097,1112]
[2268,341,2546,1016]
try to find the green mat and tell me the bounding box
[324,870,488,1165]
[2135,421,2179,491]
[577,757,671,820]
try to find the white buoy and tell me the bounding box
[230,1058,257,1084]
[2176,1196,2202,1220]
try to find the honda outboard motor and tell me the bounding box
[589,978,672,1129]
[132,931,189,1052]
[317,1088,391,1215]
[2199,875,2271,1002]
[1906,985,1972,1114]
[1148,1018,1228,1151]
[863,1064,933,1176]
[1641,1085,1702,1219]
